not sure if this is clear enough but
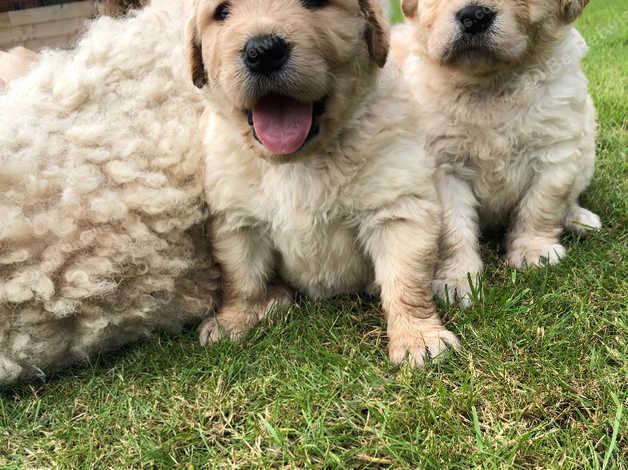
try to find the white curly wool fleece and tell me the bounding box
[0,0,220,385]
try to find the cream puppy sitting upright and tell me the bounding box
[393,0,601,305]
[186,0,460,366]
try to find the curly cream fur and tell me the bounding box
[0,0,220,386]
[96,0,149,17]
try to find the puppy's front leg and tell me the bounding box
[361,201,460,367]
[198,218,292,346]
[433,169,483,307]
[507,167,574,269]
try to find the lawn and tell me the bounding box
[1,1,626,468]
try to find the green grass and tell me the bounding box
[1,2,626,468]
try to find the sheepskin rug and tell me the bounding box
[0,0,220,386]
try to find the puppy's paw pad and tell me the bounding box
[565,207,601,233]
[507,243,566,269]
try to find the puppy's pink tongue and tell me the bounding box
[252,95,313,156]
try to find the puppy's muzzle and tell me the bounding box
[456,5,496,35]
[239,34,327,157]
[443,4,498,63]
[243,34,291,76]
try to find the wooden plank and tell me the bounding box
[0,12,11,29]
[0,17,88,47]
[3,32,80,50]
[20,32,82,50]
[0,1,96,29]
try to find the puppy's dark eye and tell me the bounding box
[214,2,230,21]
[302,0,328,9]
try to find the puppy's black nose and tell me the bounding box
[456,5,496,35]
[243,35,290,75]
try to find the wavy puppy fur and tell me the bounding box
[0,0,220,386]
[393,0,600,306]
[187,0,459,367]
[95,0,149,17]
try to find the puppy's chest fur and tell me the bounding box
[433,95,546,216]
[205,138,371,298]
[412,31,592,219]
[427,70,594,217]
[263,165,372,298]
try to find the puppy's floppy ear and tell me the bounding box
[185,14,208,88]
[560,0,589,22]
[401,0,418,19]
[358,0,390,68]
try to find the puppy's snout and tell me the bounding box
[456,5,496,35]
[243,34,291,76]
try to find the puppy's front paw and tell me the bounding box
[507,241,566,269]
[565,206,601,233]
[198,307,256,346]
[198,317,226,346]
[433,278,473,308]
[388,323,460,368]
[198,285,293,347]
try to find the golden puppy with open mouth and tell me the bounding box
[186,0,460,366]
[393,0,601,306]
